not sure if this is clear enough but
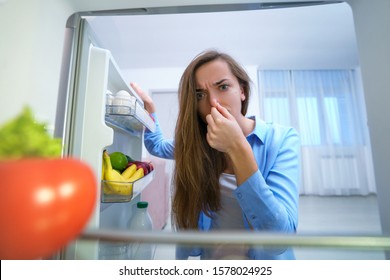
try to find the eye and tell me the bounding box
[219,84,229,91]
[196,90,207,101]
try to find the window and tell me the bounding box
[259,70,367,146]
[258,69,376,195]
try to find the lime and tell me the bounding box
[109,151,128,172]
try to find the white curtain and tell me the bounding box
[258,70,376,195]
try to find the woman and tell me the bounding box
[131,50,300,260]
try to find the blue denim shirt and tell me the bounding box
[144,113,300,260]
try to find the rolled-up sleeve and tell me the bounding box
[144,113,175,159]
[233,127,300,233]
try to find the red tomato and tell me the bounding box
[0,158,97,259]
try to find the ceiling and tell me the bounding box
[87,2,359,70]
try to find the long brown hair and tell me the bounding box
[172,50,251,229]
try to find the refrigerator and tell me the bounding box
[52,3,390,261]
[55,16,157,260]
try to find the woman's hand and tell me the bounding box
[206,103,258,185]
[130,82,156,114]
[205,103,246,154]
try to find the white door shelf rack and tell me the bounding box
[81,45,156,203]
[82,45,156,203]
[68,45,157,259]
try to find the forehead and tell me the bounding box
[195,59,235,85]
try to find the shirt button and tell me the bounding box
[237,193,242,199]
[251,215,256,220]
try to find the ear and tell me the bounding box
[240,87,246,101]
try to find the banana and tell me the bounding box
[102,184,114,195]
[102,150,132,196]
[121,164,137,180]
[102,151,112,194]
[101,153,106,180]
[127,167,144,182]
[103,150,124,181]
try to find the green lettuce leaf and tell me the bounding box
[0,106,62,159]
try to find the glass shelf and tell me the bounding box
[101,170,155,203]
[101,170,155,204]
[105,103,156,137]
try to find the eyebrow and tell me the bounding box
[195,79,231,92]
[213,79,229,86]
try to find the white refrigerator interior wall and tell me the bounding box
[347,0,390,251]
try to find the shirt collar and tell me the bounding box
[246,115,267,144]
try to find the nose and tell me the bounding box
[207,90,219,108]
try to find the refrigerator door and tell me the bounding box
[58,18,155,259]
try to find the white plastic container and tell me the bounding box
[112,90,132,106]
[127,201,153,259]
